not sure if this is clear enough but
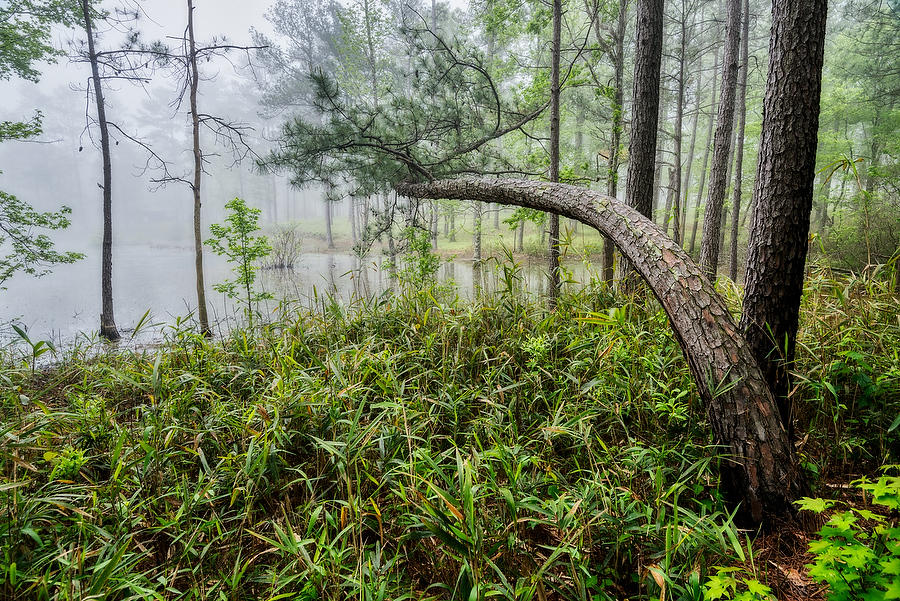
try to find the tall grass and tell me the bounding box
[1,264,897,600]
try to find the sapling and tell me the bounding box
[205,197,273,327]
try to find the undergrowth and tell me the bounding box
[0,266,897,600]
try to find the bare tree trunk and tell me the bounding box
[690,46,720,255]
[670,0,688,245]
[699,0,742,279]
[728,0,750,281]
[622,0,664,283]
[548,0,562,307]
[399,177,801,526]
[740,0,827,436]
[680,76,702,243]
[325,200,334,249]
[473,202,482,262]
[350,196,358,243]
[517,220,524,252]
[603,0,626,282]
[82,0,119,341]
[187,0,210,336]
[449,206,456,241]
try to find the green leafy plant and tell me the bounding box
[206,197,273,325]
[10,323,54,375]
[796,471,900,600]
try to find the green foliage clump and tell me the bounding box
[797,471,900,601]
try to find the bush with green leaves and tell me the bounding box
[797,471,900,600]
[206,197,273,324]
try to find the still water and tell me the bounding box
[1,245,598,347]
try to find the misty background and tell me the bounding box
[1,0,473,343]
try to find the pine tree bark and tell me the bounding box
[670,0,689,246]
[699,0,742,279]
[680,76,702,243]
[728,0,749,281]
[621,0,663,285]
[740,0,827,434]
[690,46,719,255]
[602,0,627,282]
[187,0,210,336]
[548,0,562,307]
[82,0,119,341]
[399,177,801,526]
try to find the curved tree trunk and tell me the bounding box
[397,177,802,526]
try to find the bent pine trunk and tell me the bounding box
[398,177,801,526]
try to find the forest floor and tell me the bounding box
[1,265,898,600]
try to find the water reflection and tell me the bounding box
[1,247,599,346]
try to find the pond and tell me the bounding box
[1,245,601,348]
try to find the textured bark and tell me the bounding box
[740,0,827,433]
[670,0,689,246]
[680,76,702,243]
[699,0,742,279]
[690,46,720,255]
[602,0,627,282]
[187,0,210,336]
[625,0,663,219]
[399,177,801,525]
[82,0,119,341]
[728,0,749,281]
[548,0,562,307]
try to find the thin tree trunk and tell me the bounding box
[728,0,749,281]
[603,0,626,282]
[690,46,720,255]
[450,206,456,241]
[325,198,334,249]
[82,0,119,341]
[622,0,664,283]
[187,0,210,336]
[699,0,742,279]
[671,0,688,245]
[350,196,358,243]
[517,220,524,252]
[399,177,801,526]
[740,0,827,436]
[473,202,482,262]
[548,0,562,307]
[680,76,702,243]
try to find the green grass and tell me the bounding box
[1,264,898,600]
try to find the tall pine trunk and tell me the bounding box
[699,0,742,279]
[82,0,119,341]
[548,0,562,307]
[689,46,720,255]
[740,0,827,435]
[680,76,702,243]
[187,0,210,336]
[728,0,749,281]
[624,0,664,229]
[602,0,627,282]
